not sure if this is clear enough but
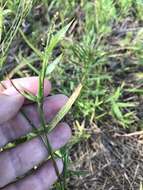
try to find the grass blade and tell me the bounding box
[0,6,3,43]
[48,83,83,132]
[19,28,42,59]
[46,54,62,76]
[0,0,33,67]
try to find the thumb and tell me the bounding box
[0,88,24,124]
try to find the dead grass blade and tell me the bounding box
[47,83,83,132]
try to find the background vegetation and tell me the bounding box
[1,0,143,189]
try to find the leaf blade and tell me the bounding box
[47,83,83,132]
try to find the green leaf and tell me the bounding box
[43,20,73,71]
[10,79,37,102]
[19,29,42,59]
[22,57,40,75]
[38,21,73,99]
[113,83,124,101]
[47,20,73,55]
[0,6,3,43]
[46,54,62,76]
[20,90,37,102]
[126,88,143,94]
[112,101,123,120]
[117,102,136,108]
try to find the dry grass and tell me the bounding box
[68,123,143,190]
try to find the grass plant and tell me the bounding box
[1,0,143,189]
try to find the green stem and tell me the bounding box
[37,101,63,188]
[22,101,64,189]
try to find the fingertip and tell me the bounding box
[22,77,51,96]
[38,159,63,188]
[43,79,51,96]
[43,94,68,121]
[49,122,72,150]
[53,159,64,174]
[57,94,68,102]
[57,122,72,141]
[0,94,24,124]
[45,94,68,107]
[2,77,52,97]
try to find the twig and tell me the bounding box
[114,131,143,137]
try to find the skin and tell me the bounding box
[0,77,71,190]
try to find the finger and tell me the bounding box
[0,123,71,188]
[0,77,51,124]
[0,94,68,147]
[0,94,24,125]
[2,159,63,190]
[0,77,51,97]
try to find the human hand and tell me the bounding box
[0,77,71,190]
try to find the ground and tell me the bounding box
[1,0,143,190]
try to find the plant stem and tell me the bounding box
[37,100,63,188]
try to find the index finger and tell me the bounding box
[0,77,51,124]
[0,77,51,97]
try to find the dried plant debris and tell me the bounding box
[68,124,143,190]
